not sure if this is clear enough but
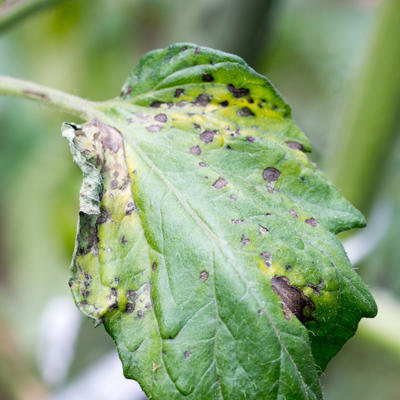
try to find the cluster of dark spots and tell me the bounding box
[212,177,228,189]
[193,94,212,106]
[241,234,250,246]
[230,128,240,137]
[200,270,209,282]
[271,276,315,323]
[199,161,207,167]
[194,123,201,130]
[152,262,158,271]
[306,280,324,295]
[263,167,281,182]
[189,145,202,155]
[150,101,163,108]
[247,97,254,104]
[77,214,99,256]
[246,136,255,143]
[184,351,192,359]
[154,113,168,123]
[126,290,137,301]
[232,218,245,224]
[202,73,214,82]
[125,302,135,314]
[238,107,255,117]
[81,288,90,298]
[174,88,184,98]
[285,265,292,271]
[200,129,217,144]
[227,84,250,98]
[137,310,144,319]
[290,209,298,218]
[259,225,268,235]
[305,218,318,227]
[261,251,272,267]
[146,124,163,132]
[219,100,229,107]
[286,141,304,151]
[125,201,136,215]
[230,194,237,201]
[121,236,127,245]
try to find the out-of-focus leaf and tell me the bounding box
[64,43,376,400]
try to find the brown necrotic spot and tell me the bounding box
[125,302,135,314]
[189,145,202,155]
[154,113,167,123]
[147,124,163,132]
[305,218,318,227]
[126,290,137,301]
[286,141,304,151]
[137,310,144,319]
[261,251,271,263]
[285,265,292,271]
[259,225,268,235]
[238,107,255,117]
[184,351,192,359]
[174,88,184,98]
[227,84,250,98]
[121,236,127,245]
[246,136,255,143]
[306,280,324,295]
[193,94,211,106]
[230,194,237,201]
[126,201,136,215]
[263,167,281,182]
[241,234,250,246]
[290,209,298,218]
[152,262,158,271]
[219,100,229,107]
[200,270,209,282]
[200,129,217,144]
[199,161,207,167]
[271,276,315,323]
[150,101,163,108]
[212,177,228,189]
[202,73,214,82]
[194,123,201,130]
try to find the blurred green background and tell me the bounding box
[0,0,399,399]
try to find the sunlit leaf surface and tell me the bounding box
[64,43,376,400]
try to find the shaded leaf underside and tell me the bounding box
[64,43,376,400]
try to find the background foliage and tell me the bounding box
[0,0,399,399]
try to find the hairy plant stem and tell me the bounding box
[0,75,101,120]
[0,0,66,31]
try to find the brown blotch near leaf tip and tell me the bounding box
[286,141,304,151]
[271,276,315,323]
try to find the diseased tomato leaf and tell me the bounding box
[64,43,377,400]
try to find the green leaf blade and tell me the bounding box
[65,43,376,400]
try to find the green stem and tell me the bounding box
[0,75,98,120]
[0,0,66,31]
[325,0,400,214]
